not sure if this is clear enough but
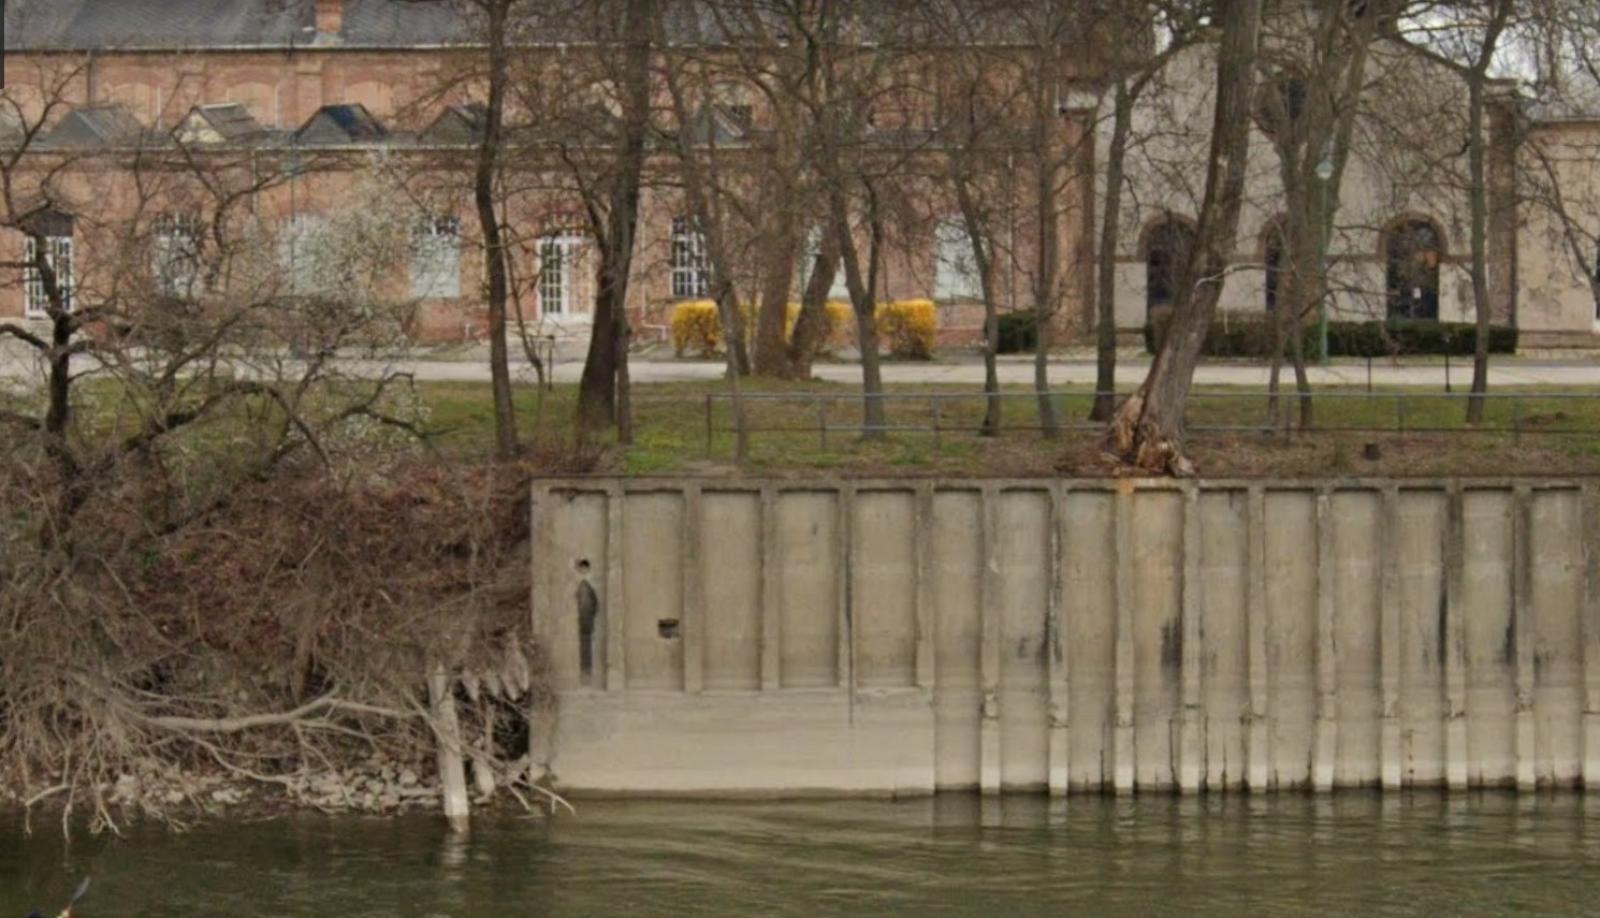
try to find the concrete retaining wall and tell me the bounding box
[531,479,1600,796]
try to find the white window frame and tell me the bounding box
[933,217,982,301]
[538,231,590,318]
[670,216,711,300]
[152,213,204,299]
[410,215,462,300]
[24,234,74,318]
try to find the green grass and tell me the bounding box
[413,378,1600,479]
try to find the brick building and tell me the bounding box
[2,0,1598,350]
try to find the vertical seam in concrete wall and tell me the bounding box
[1048,481,1070,797]
[683,484,705,695]
[1380,485,1403,790]
[606,484,627,694]
[1514,484,1536,790]
[1583,483,1600,790]
[915,484,936,690]
[840,485,856,713]
[1444,483,1468,790]
[1179,483,1203,794]
[760,487,781,693]
[1314,488,1338,793]
[1246,485,1269,792]
[1114,483,1136,795]
[979,484,1001,796]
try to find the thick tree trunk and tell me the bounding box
[832,185,887,437]
[476,0,517,460]
[1105,0,1263,474]
[753,196,801,376]
[784,226,840,380]
[577,0,653,434]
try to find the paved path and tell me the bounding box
[5,342,1598,388]
[397,354,1600,389]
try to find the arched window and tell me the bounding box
[1145,217,1196,316]
[1264,223,1286,312]
[1384,218,1443,320]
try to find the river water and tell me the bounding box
[4,792,1599,916]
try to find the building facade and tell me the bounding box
[2,0,1598,350]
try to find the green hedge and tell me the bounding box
[1144,314,1518,358]
[995,312,1038,354]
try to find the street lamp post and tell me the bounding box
[1315,149,1335,365]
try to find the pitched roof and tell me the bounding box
[295,103,389,144]
[5,0,464,51]
[5,0,1048,52]
[175,102,271,144]
[418,103,486,146]
[45,104,149,147]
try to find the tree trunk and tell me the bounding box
[832,184,887,437]
[577,0,653,435]
[954,178,1001,436]
[784,225,839,380]
[1105,0,1263,474]
[1092,79,1135,423]
[476,0,517,460]
[1031,47,1062,440]
[1466,75,1494,425]
[753,193,801,376]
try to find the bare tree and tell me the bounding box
[1106,0,1265,474]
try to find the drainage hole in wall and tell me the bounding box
[575,558,591,574]
[657,619,681,639]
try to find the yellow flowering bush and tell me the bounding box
[876,299,937,359]
[670,300,721,356]
[671,298,855,356]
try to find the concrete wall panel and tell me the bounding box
[1533,489,1584,785]
[1063,490,1116,790]
[1265,491,1317,788]
[1332,490,1382,786]
[702,492,763,691]
[1462,489,1515,785]
[623,492,685,691]
[995,490,1051,791]
[1398,490,1447,785]
[932,491,983,789]
[777,492,841,688]
[1200,491,1249,789]
[852,490,918,688]
[1132,490,1183,790]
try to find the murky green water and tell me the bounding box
[4,793,1600,916]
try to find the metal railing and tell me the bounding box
[672,389,1600,460]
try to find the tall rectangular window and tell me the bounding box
[24,233,74,318]
[152,213,204,299]
[410,215,461,299]
[670,216,710,300]
[538,231,590,317]
[279,215,333,296]
[933,217,981,301]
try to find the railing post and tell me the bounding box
[736,399,749,463]
[704,393,714,457]
[1513,397,1523,445]
[818,398,828,450]
[931,397,942,448]
[1396,394,1407,434]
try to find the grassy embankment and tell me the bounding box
[418,378,1600,478]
